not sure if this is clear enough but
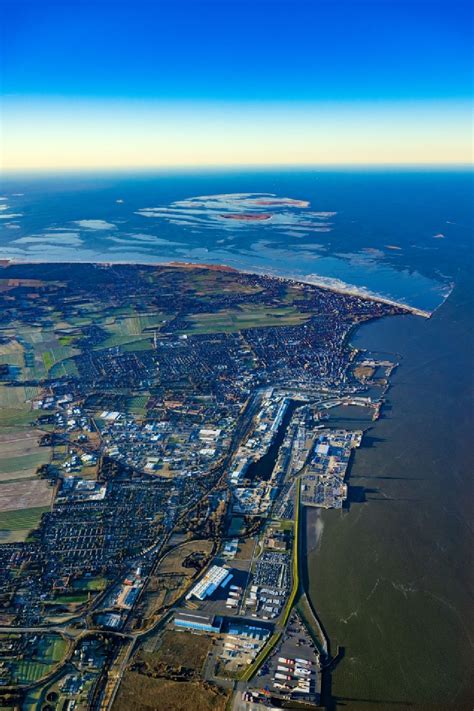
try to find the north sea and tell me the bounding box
[1,168,472,708]
[304,273,473,710]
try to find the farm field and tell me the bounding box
[0,384,40,409]
[0,452,50,477]
[0,427,50,475]
[181,304,310,334]
[0,472,37,483]
[49,357,79,378]
[185,269,263,296]
[121,338,154,352]
[0,325,80,381]
[0,428,52,521]
[0,505,51,541]
[93,311,171,350]
[0,422,52,540]
[0,338,24,369]
[0,408,45,428]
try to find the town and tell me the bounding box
[0,262,404,710]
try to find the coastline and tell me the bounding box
[0,257,434,318]
[303,282,474,708]
[2,257,471,708]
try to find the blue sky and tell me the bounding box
[1,0,472,169]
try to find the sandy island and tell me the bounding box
[254,199,310,208]
[219,213,272,221]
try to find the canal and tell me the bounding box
[245,400,298,483]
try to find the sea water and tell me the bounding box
[1,168,471,312]
[1,168,473,708]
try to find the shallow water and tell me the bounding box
[2,169,471,312]
[305,276,474,709]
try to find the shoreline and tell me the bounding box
[0,256,434,319]
[301,314,407,705]
[301,284,474,706]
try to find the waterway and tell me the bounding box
[245,400,297,483]
[304,276,474,710]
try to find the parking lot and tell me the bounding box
[252,611,321,705]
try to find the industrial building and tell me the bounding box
[174,612,223,634]
[185,564,232,600]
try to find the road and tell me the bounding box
[4,389,274,707]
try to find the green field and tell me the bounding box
[7,634,68,685]
[72,575,108,591]
[42,351,54,370]
[0,339,24,369]
[121,338,153,352]
[21,686,44,709]
[181,305,310,334]
[185,269,263,296]
[14,660,49,683]
[0,506,50,531]
[94,311,170,350]
[40,635,67,662]
[49,357,79,378]
[0,451,50,475]
[1,325,80,380]
[58,335,75,345]
[0,385,29,409]
[126,395,150,415]
[53,592,90,604]
[0,407,50,428]
[41,344,79,375]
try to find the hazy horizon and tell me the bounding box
[2,0,472,171]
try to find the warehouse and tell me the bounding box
[185,564,232,600]
[174,613,223,633]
